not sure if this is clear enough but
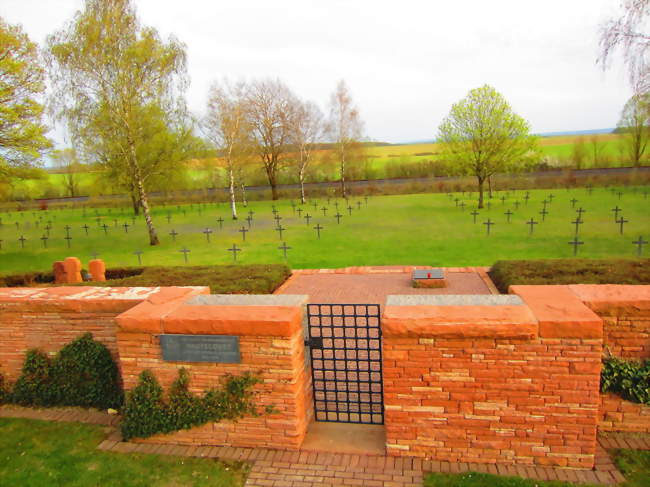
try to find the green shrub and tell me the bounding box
[489,258,650,293]
[9,333,122,409]
[601,357,650,405]
[0,373,7,404]
[121,368,264,440]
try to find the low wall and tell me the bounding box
[116,294,312,450]
[382,289,603,468]
[0,286,204,382]
[600,393,650,433]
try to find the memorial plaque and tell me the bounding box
[160,334,240,363]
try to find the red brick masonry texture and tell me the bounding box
[0,280,649,467]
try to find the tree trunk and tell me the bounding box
[241,183,247,207]
[299,167,306,204]
[477,177,485,209]
[265,164,279,200]
[339,151,347,199]
[228,167,237,220]
[487,175,493,198]
[130,191,140,216]
[127,137,159,245]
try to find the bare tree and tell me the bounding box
[599,0,650,93]
[204,80,251,219]
[618,93,650,165]
[328,80,363,199]
[51,147,82,197]
[571,137,588,169]
[589,135,607,166]
[291,100,323,203]
[246,79,297,200]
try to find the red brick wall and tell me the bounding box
[600,393,650,433]
[116,295,311,450]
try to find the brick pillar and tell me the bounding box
[89,259,106,282]
[53,261,66,284]
[63,257,82,284]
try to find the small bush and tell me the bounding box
[489,258,650,293]
[601,357,650,405]
[0,373,8,404]
[121,368,263,440]
[9,333,122,409]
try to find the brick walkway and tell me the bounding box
[4,405,650,486]
[275,267,498,305]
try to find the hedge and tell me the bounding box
[601,357,650,405]
[489,258,650,293]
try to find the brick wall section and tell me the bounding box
[116,294,311,450]
[0,287,203,382]
[569,285,650,360]
[600,393,650,433]
[382,288,604,468]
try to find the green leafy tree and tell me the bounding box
[438,85,539,208]
[51,147,83,197]
[46,0,188,245]
[0,18,51,182]
[618,93,650,166]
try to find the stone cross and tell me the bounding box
[576,207,586,218]
[246,215,253,228]
[202,227,213,242]
[238,226,248,241]
[523,192,530,204]
[347,205,353,216]
[179,247,191,264]
[297,208,303,218]
[82,224,89,236]
[18,235,26,248]
[40,234,48,248]
[632,236,648,256]
[471,210,479,224]
[504,210,513,223]
[278,241,291,259]
[101,223,109,235]
[275,225,285,240]
[64,225,72,237]
[356,201,362,210]
[228,243,241,262]
[611,206,622,221]
[166,213,172,224]
[216,217,224,229]
[313,223,323,239]
[526,218,538,235]
[321,206,328,216]
[548,194,555,203]
[334,212,343,224]
[570,198,578,209]
[304,213,312,225]
[169,229,178,241]
[616,216,628,235]
[568,236,584,256]
[123,222,130,233]
[64,234,72,248]
[483,218,495,236]
[134,250,144,265]
[539,208,548,222]
[500,195,506,205]
[571,217,583,235]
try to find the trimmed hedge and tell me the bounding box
[601,357,650,405]
[9,333,123,409]
[0,264,290,294]
[121,368,268,440]
[489,258,650,293]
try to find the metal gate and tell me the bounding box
[306,303,383,424]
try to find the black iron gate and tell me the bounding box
[306,303,383,424]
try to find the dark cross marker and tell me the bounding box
[483,218,495,235]
[91,251,100,260]
[514,201,520,210]
[166,213,172,224]
[632,236,648,256]
[133,250,144,265]
[548,194,555,203]
[313,223,323,239]
[202,228,213,242]
[570,198,578,208]
[312,201,318,210]
[334,201,339,210]
[179,247,191,264]
[500,195,506,205]
[246,215,253,228]
[278,241,291,259]
[123,222,131,233]
[471,210,479,224]
[272,208,279,217]
[617,191,623,200]
[304,213,312,225]
[101,223,109,235]
[274,214,282,224]
[40,235,48,248]
[248,210,254,219]
[82,224,89,236]
[18,235,26,248]
[526,218,538,235]
[334,212,343,224]
[169,229,178,241]
[321,206,328,216]
[587,185,593,195]
[616,216,628,235]
[65,234,73,248]
[347,205,353,216]
[568,236,584,256]
[571,217,584,235]
[459,201,466,210]
[542,199,548,211]
[454,197,460,207]
[487,201,492,210]
[356,201,362,210]
[275,225,285,240]
[576,207,586,219]
[238,226,248,241]
[15,221,19,230]
[523,192,530,204]
[504,210,513,223]
[216,217,224,229]
[228,243,241,263]
[0,239,3,250]
[611,206,622,221]
[297,208,303,218]
[64,225,72,237]
[539,208,548,222]
[131,216,136,225]
[365,196,369,205]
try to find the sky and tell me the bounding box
[1,0,633,146]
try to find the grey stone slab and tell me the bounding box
[186,294,308,306]
[386,295,523,306]
[413,269,444,279]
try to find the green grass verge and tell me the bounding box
[489,258,650,293]
[615,449,650,487]
[1,185,649,273]
[424,471,599,487]
[0,418,247,487]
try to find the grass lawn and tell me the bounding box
[1,185,649,273]
[0,418,247,487]
[424,450,650,487]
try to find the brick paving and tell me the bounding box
[3,405,648,486]
[276,267,497,305]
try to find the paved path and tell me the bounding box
[3,405,650,486]
[276,267,497,305]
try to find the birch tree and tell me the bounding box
[291,100,323,203]
[46,0,188,245]
[618,93,650,165]
[205,80,251,219]
[438,85,538,209]
[328,80,363,199]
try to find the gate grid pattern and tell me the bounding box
[306,303,383,424]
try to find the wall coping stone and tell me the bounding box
[387,294,522,306]
[187,294,308,306]
[569,284,650,316]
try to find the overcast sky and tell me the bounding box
[2,0,633,145]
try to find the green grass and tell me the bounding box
[1,185,649,273]
[0,418,247,487]
[615,449,650,487]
